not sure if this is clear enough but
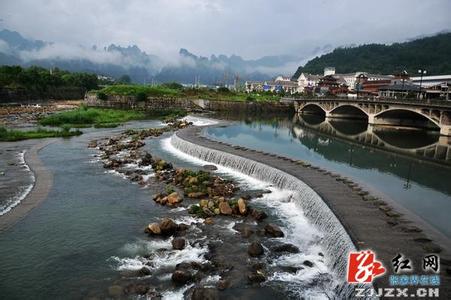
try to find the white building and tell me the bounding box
[410,75,451,87]
[324,67,336,76]
[293,73,321,92]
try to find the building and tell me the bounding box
[292,73,321,93]
[411,75,451,88]
[378,83,421,98]
[324,67,336,76]
[356,74,395,96]
[316,75,349,96]
[422,82,450,100]
[245,77,300,94]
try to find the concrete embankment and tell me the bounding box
[175,126,451,298]
[0,139,54,232]
[84,93,293,114]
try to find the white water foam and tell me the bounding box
[182,116,219,126]
[161,137,267,190]
[0,151,35,216]
[111,239,209,272]
[161,283,194,300]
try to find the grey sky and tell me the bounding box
[0,0,450,59]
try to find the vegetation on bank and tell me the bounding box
[0,126,82,141]
[38,106,187,128]
[294,32,451,76]
[38,106,146,128]
[95,83,281,102]
[0,65,99,93]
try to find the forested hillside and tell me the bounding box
[293,33,451,77]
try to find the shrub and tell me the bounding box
[97,92,108,100]
[135,91,147,102]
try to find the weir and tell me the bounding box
[171,132,375,298]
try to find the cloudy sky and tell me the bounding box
[0,0,450,59]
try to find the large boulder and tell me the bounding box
[140,152,153,166]
[272,243,300,253]
[248,271,266,283]
[138,266,152,276]
[167,192,183,206]
[218,201,232,215]
[238,198,247,215]
[264,223,284,238]
[248,242,264,257]
[172,238,186,250]
[159,218,178,235]
[192,287,219,300]
[146,223,161,235]
[171,270,192,285]
[187,192,206,199]
[250,208,268,221]
[202,164,218,171]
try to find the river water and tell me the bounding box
[0,113,450,299]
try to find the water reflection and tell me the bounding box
[207,112,451,238]
[294,114,450,164]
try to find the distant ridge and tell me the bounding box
[293,33,451,78]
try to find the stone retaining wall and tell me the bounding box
[84,93,293,113]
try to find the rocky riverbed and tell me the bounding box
[0,100,80,128]
[87,119,333,299]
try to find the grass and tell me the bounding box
[93,84,281,102]
[39,107,146,128]
[99,85,181,98]
[0,126,82,141]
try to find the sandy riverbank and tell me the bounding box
[0,139,54,231]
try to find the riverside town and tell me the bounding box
[0,1,450,300]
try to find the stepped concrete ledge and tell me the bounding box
[176,125,451,298]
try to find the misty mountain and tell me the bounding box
[0,29,305,85]
[293,32,451,77]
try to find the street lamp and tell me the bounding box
[401,70,408,99]
[418,69,427,99]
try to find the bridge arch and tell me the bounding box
[328,104,368,120]
[299,103,327,117]
[373,108,440,130]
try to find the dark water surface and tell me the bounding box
[207,113,451,239]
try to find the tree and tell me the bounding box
[118,74,131,84]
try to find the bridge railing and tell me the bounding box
[281,97,451,108]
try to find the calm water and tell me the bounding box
[207,113,451,239]
[0,123,166,299]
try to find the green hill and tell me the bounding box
[293,33,451,77]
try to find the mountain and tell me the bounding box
[155,48,277,85]
[293,32,451,78]
[0,29,304,85]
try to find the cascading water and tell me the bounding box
[171,132,377,299]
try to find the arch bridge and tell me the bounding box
[293,115,451,163]
[288,98,451,136]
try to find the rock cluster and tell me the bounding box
[90,119,312,297]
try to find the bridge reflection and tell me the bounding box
[293,113,451,164]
